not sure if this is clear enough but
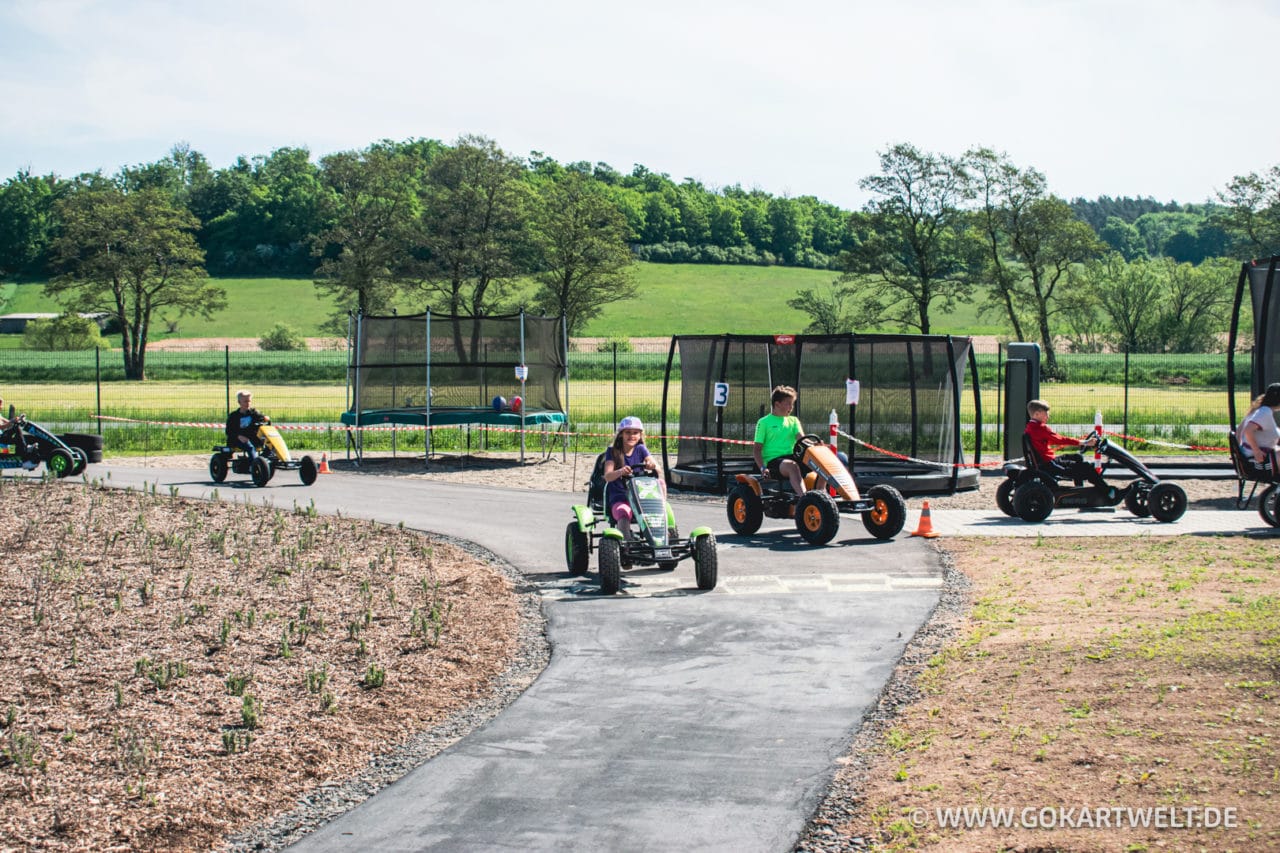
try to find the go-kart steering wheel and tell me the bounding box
[793,434,823,458]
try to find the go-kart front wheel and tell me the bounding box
[209,453,229,483]
[565,521,589,576]
[796,491,840,545]
[1013,481,1055,522]
[693,533,717,590]
[46,448,73,478]
[995,478,1017,517]
[251,457,272,487]
[1260,484,1280,528]
[299,455,318,486]
[862,485,906,539]
[1148,482,1187,523]
[69,446,87,476]
[726,485,764,535]
[598,537,622,595]
[1124,485,1151,517]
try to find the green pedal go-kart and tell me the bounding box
[726,434,907,545]
[0,411,90,478]
[565,461,717,595]
[210,422,318,488]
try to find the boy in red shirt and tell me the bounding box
[1024,399,1113,497]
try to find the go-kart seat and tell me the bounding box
[1021,432,1084,487]
[1229,429,1277,484]
[586,451,608,513]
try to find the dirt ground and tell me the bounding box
[0,475,526,851]
[3,451,1269,851]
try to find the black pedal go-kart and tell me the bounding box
[210,422,318,488]
[1227,429,1280,527]
[997,433,1187,523]
[565,458,717,595]
[0,408,90,478]
[726,434,907,546]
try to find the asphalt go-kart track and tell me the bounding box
[95,461,1253,851]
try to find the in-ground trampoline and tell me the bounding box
[342,311,568,460]
[661,333,981,496]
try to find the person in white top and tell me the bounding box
[1239,382,1280,475]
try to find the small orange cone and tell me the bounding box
[317,452,331,474]
[910,500,940,538]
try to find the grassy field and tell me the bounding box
[2,264,1010,340]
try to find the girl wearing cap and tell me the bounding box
[1239,382,1280,475]
[602,416,661,538]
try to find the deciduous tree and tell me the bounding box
[531,171,637,335]
[47,183,224,379]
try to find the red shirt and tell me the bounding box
[1024,419,1081,462]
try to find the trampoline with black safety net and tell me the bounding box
[341,311,568,461]
[660,333,982,496]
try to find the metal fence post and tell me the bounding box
[95,346,102,436]
[1123,349,1130,450]
[612,341,618,427]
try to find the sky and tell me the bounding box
[0,0,1274,211]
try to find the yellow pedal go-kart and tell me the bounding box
[209,422,318,487]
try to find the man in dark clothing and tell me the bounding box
[226,389,268,460]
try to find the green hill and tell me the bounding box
[2,265,1010,340]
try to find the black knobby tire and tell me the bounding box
[795,491,840,545]
[726,485,764,535]
[862,485,907,539]
[1013,481,1055,522]
[995,478,1017,517]
[1260,484,1280,528]
[46,448,73,478]
[693,533,717,590]
[598,537,623,595]
[251,457,272,487]
[299,455,318,486]
[209,453,229,483]
[565,521,590,576]
[1148,482,1187,523]
[1124,485,1151,518]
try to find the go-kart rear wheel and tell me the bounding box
[1260,484,1280,528]
[1148,482,1187,523]
[565,521,590,576]
[209,453,228,483]
[995,478,1017,517]
[1124,485,1151,517]
[1013,481,1055,522]
[726,485,764,535]
[862,484,907,539]
[796,491,840,545]
[693,533,717,590]
[299,455,318,486]
[46,448,73,478]
[69,447,87,476]
[251,457,272,487]
[598,537,622,595]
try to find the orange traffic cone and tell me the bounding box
[317,452,331,474]
[910,500,939,538]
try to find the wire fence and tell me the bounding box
[0,342,1249,459]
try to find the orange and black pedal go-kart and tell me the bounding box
[996,434,1186,523]
[209,421,318,488]
[0,410,89,478]
[726,434,908,545]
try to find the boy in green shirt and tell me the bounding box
[753,385,806,494]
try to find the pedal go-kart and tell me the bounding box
[0,410,88,478]
[997,434,1187,523]
[209,421,318,488]
[726,434,908,545]
[565,460,717,595]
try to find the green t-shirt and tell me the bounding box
[754,413,803,465]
